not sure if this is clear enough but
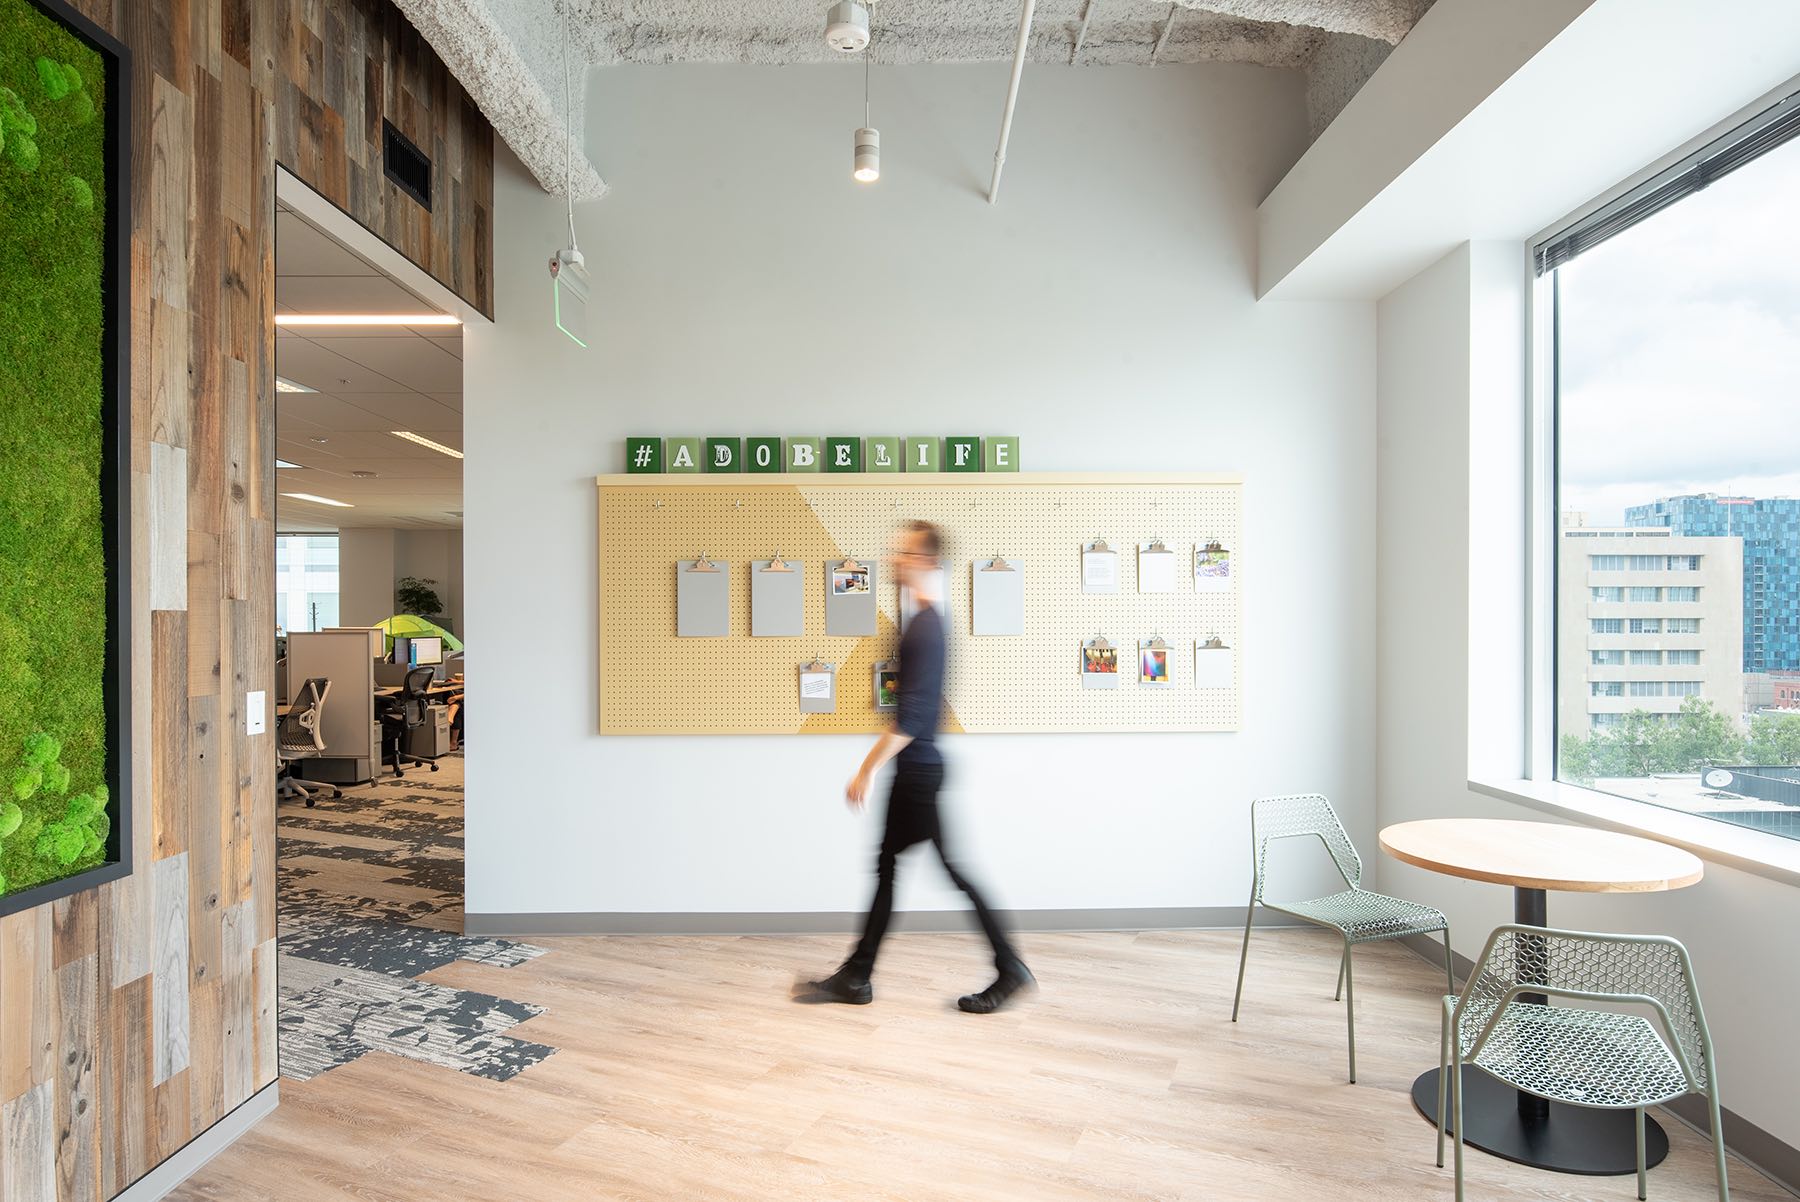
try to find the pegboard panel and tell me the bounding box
[597,473,1241,734]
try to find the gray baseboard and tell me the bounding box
[1398,935,1800,1197]
[113,1080,278,1202]
[466,906,1300,938]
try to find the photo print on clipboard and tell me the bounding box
[1139,636,1174,687]
[1195,541,1232,594]
[1082,635,1120,689]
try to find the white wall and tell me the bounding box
[1374,244,1800,1150]
[463,64,1376,919]
[337,528,464,634]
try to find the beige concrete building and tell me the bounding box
[1558,526,1744,741]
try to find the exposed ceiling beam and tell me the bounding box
[1175,0,1428,44]
[390,0,609,201]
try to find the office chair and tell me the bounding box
[277,677,340,807]
[379,666,441,778]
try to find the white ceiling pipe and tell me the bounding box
[1070,0,1096,64]
[987,0,1037,205]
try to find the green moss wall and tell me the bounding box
[0,0,109,898]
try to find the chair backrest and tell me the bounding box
[1455,925,1714,1093]
[1247,793,1362,902]
[400,666,435,727]
[278,677,332,755]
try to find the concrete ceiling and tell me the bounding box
[393,0,1433,199]
[274,204,464,533]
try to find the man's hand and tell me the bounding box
[846,768,873,810]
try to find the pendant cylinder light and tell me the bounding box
[853,126,880,182]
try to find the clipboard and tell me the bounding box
[676,556,730,637]
[1081,634,1119,689]
[825,558,878,636]
[1195,541,1232,593]
[1138,634,1174,687]
[1081,539,1119,594]
[1195,635,1234,689]
[751,555,805,637]
[1138,539,1178,594]
[798,659,838,713]
[971,555,1025,636]
[872,659,900,712]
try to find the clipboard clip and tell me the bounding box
[1085,539,1112,554]
[982,555,1015,572]
[802,658,834,673]
[1202,540,1226,553]
[1086,634,1113,650]
[761,555,793,573]
[837,557,863,573]
[1143,539,1170,554]
[1199,635,1228,650]
[687,554,719,573]
[1144,634,1169,650]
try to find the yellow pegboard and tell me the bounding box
[597,473,1241,734]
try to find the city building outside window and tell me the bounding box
[276,534,340,634]
[1549,100,1800,844]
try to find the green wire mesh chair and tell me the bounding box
[1438,925,1728,1202]
[1231,793,1454,1083]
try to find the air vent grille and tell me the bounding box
[382,119,433,211]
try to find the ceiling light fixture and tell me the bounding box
[275,375,316,393]
[275,458,302,469]
[390,430,464,459]
[852,6,879,183]
[281,492,354,508]
[825,1,870,51]
[274,313,461,327]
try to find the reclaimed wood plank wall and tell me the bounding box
[0,2,494,1199]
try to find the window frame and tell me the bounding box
[1516,84,1800,887]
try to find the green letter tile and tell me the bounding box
[665,437,702,474]
[904,437,940,472]
[945,437,983,472]
[825,436,863,472]
[787,437,822,473]
[746,436,784,473]
[704,437,742,472]
[983,435,1020,472]
[625,436,662,473]
[865,437,901,473]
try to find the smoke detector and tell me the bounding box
[825,2,870,52]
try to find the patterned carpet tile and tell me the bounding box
[277,758,557,1084]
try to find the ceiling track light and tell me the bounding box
[274,313,461,327]
[281,492,354,508]
[391,430,465,459]
[851,4,879,183]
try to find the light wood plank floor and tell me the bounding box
[174,922,1791,1201]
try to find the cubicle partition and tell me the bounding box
[287,630,380,782]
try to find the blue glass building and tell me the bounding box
[1626,495,1800,671]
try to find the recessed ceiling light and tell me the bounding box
[309,436,330,444]
[351,470,379,478]
[276,459,303,469]
[275,375,316,393]
[391,430,464,459]
[281,492,354,508]
[275,313,460,327]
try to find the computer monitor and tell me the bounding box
[409,636,443,667]
[390,635,410,666]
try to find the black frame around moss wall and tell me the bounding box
[0,0,133,917]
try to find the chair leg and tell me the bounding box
[1441,927,1456,997]
[1436,1008,1450,1168]
[1637,1107,1647,1201]
[1334,945,1347,1002]
[1230,888,1256,1023]
[1342,940,1356,1084]
[1708,1088,1731,1202]
[1452,1046,1466,1202]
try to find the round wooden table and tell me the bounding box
[1378,818,1704,1178]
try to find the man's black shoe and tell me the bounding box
[957,960,1036,1014]
[797,964,872,1005]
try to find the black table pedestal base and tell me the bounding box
[1412,1067,1669,1175]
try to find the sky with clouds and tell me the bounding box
[1558,133,1800,526]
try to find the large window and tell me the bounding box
[1550,94,1800,843]
[275,534,340,634]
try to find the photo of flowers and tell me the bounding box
[832,565,871,595]
[875,666,899,710]
[1140,647,1169,685]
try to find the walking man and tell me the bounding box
[803,520,1035,1013]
